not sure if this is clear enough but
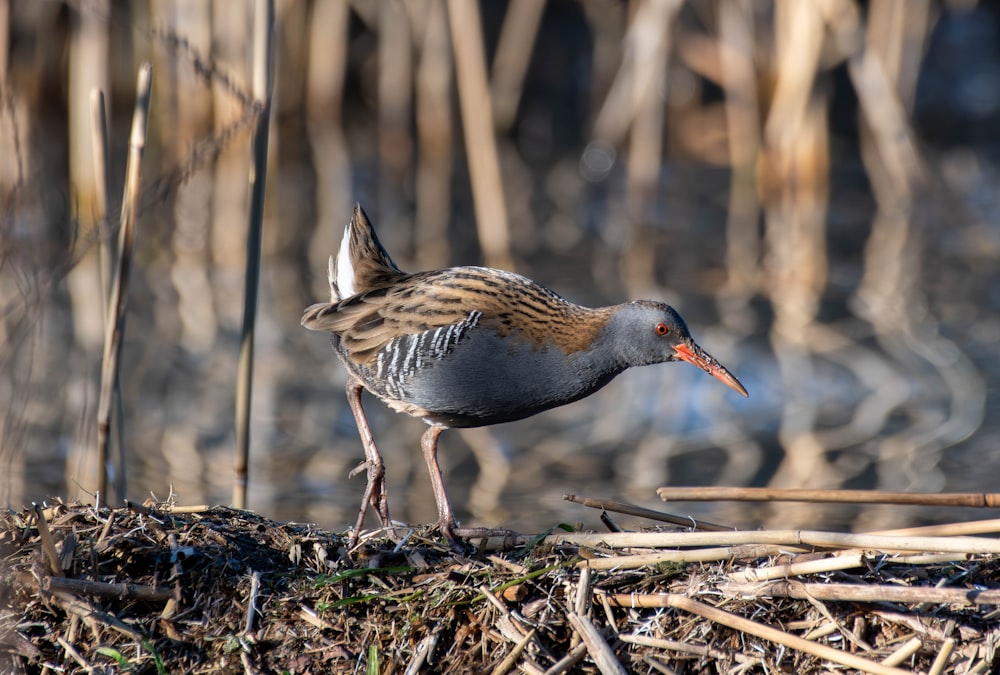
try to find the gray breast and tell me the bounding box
[353,317,624,428]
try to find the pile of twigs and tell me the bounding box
[2,499,999,673]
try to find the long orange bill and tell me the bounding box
[673,343,749,398]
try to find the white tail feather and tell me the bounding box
[334,221,356,300]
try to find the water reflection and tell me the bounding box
[1,1,998,537]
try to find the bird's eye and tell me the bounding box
[655,323,669,336]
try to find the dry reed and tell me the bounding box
[233,0,274,510]
[95,63,152,505]
[6,500,997,673]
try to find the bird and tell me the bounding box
[302,204,748,548]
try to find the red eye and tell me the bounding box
[655,323,669,336]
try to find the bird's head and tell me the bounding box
[609,301,748,397]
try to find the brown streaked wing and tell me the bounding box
[302,266,615,365]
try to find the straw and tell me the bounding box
[95,63,152,504]
[657,486,1000,507]
[233,0,273,509]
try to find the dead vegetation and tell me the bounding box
[3,500,999,674]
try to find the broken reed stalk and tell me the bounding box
[604,593,913,675]
[729,552,965,583]
[544,643,589,675]
[657,486,1000,507]
[43,576,172,602]
[520,529,1000,554]
[56,638,87,671]
[244,570,262,634]
[490,627,536,675]
[403,634,437,675]
[233,0,274,509]
[564,494,735,531]
[928,638,956,675]
[724,517,1000,579]
[882,637,923,667]
[90,88,126,504]
[566,613,627,675]
[578,546,784,571]
[95,63,152,504]
[32,503,62,576]
[720,580,1000,606]
[53,593,143,639]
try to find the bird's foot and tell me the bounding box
[347,459,393,549]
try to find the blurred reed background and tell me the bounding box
[2,0,998,534]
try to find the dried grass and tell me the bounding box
[2,500,999,673]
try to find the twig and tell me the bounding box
[574,565,592,617]
[95,509,116,548]
[163,504,211,514]
[233,0,274,509]
[657,486,1000,507]
[244,570,262,634]
[52,593,143,639]
[927,638,955,675]
[89,87,125,503]
[241,650,259,675]
[124,499,152,516]
[605,594,912,675]
[579,546,758,571]
[881,637,922,667]
[43,576,172,602]
[478,584,530,645]
[96,63,151,504]
[872,518,1000,537]
[542,642,588,675]
[642,654,674,675]
[730,552,964,583]
[565,612,627,675]
[404,633,438,675]
[564,494,734,531]
[870,611,952,643]
[795,585,873,652]
[600,512,622,533]
[507,529,1000,554]
[298,605,334,630]
[628,581,1000,607]
[803,623,839,641]
[57,637,91,671]
[617,633,728,659]
[490,628,537,675]
[33,503,62,576]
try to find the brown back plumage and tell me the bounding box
[302,266,615,367]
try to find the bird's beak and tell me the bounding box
[673,342,749,398]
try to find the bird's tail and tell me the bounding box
[329,203,404,301]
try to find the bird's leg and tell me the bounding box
[345,377,392,544]
[420,425,522,551]
[419,424,464,550]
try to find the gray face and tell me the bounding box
[603,301,694,368]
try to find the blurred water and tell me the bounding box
[3,1,1000,536]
